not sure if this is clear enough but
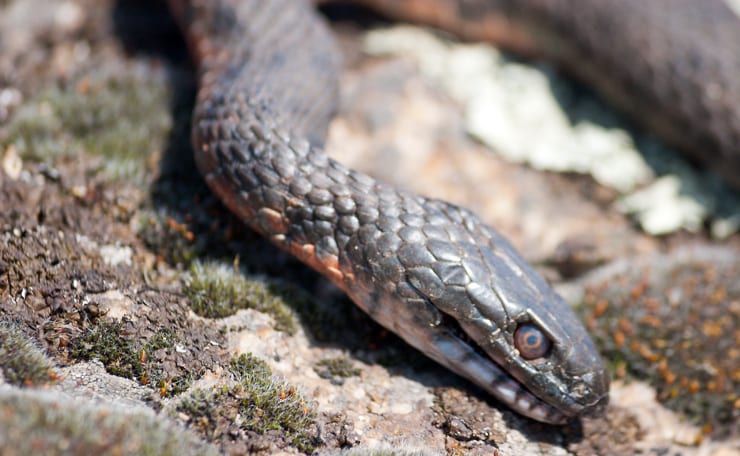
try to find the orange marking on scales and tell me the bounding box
[256,207,289,234]
[286,240,347,291]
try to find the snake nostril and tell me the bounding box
[571,381,590,399]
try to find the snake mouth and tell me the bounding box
[435,311,574,424]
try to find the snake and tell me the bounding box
[165,0,739,424]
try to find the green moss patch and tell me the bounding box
[0,388,219,456]
[0,322,56,386]
[314,356,361,385]
[69,320,193,396]
[183,260,302,334]
[177,353,317,453]
[0,72,172,183]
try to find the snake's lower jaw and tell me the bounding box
[507,371,609,424]
[509,365,610,423]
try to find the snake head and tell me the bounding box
[343,199,609,424]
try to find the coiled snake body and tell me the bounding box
[167,0,739,423]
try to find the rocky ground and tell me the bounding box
[0,1,738,455]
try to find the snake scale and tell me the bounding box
[166,0,739,423]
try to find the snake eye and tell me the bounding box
[514,324,551,360]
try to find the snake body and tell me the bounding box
[167,0,738,423]
[348,0,740,190]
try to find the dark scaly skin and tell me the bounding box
[346,0,740,190]
[167,0,612,423]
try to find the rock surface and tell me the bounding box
[0,1,738,455]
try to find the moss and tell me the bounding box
[0,388,219,456]
[314,357,361,385]
[177,359,316,450]
[0,321,56,386]
[183,260,300,334]
[136,210,199,268]
[177,353,317,453]
[227,353,316,451]
[0,72,172,183]
[160,372,200,398]
[69,320,193,396]
[579,254,739,437]
[138,208,359,343]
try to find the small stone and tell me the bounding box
[99,244,133,267]
[55,2,85,32]
[2,145,22,180]
[390,402,413,415]
[446,416,473,441]
[71,185,88,199]
[0,88,22,122]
